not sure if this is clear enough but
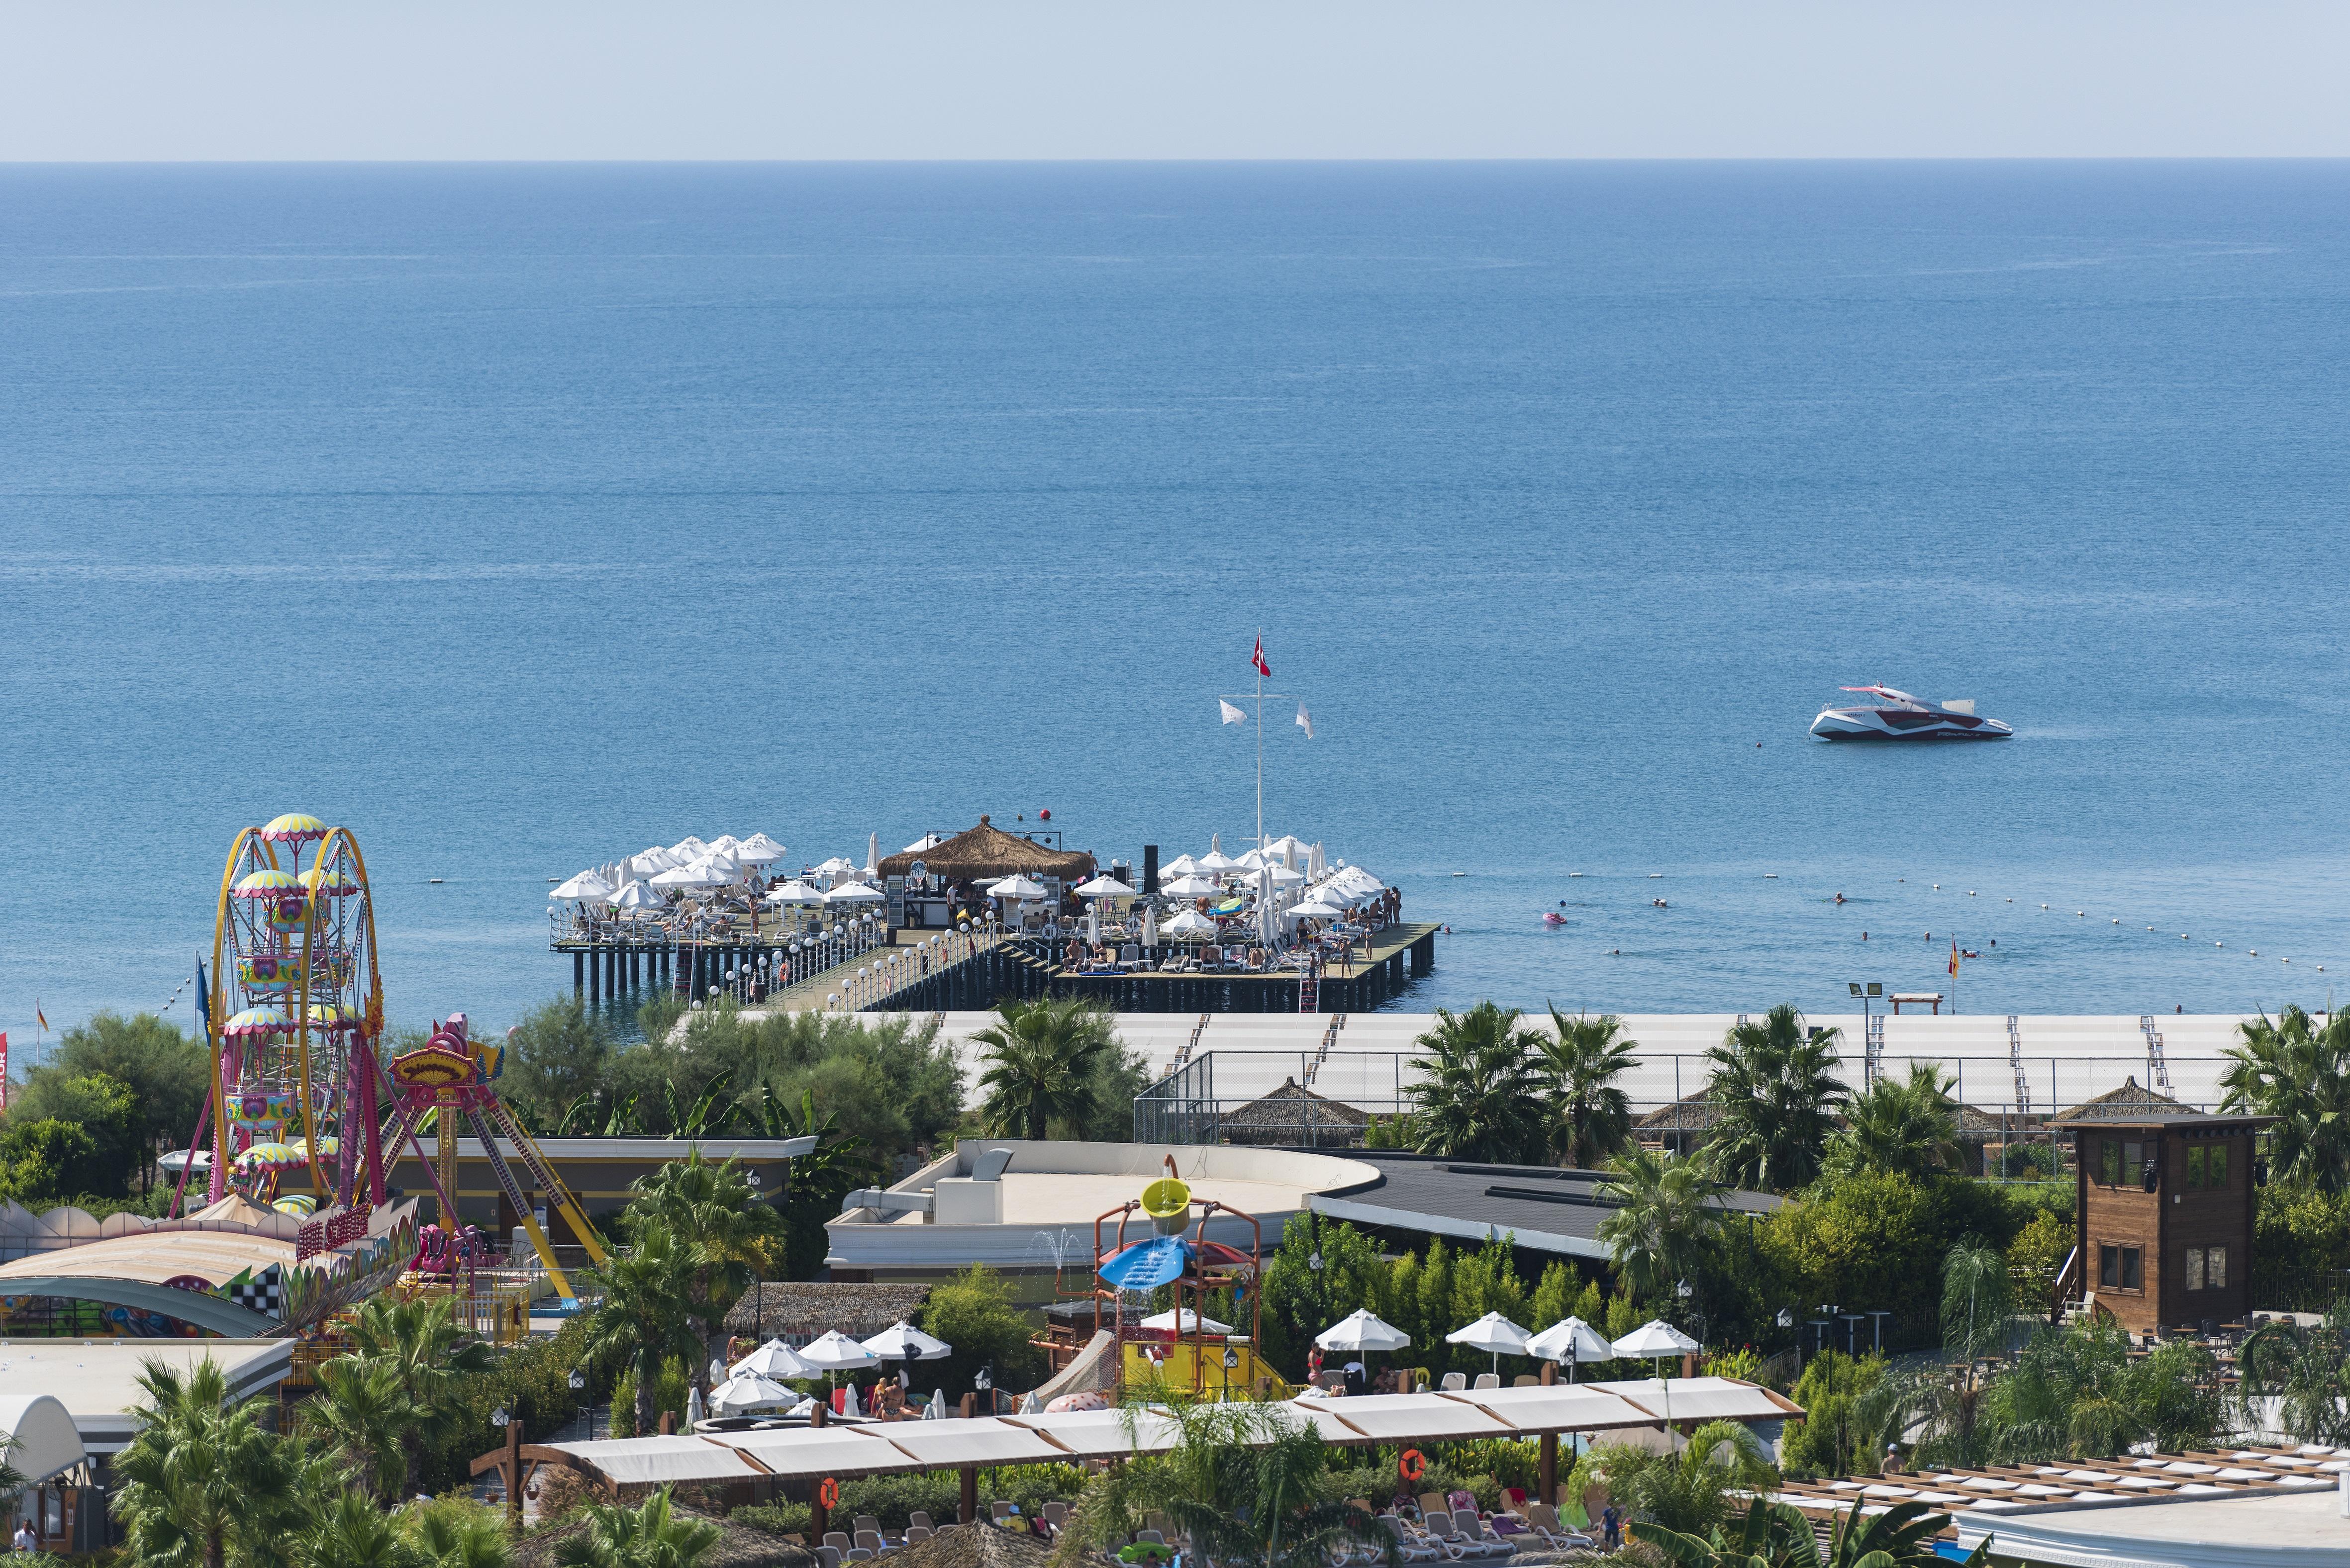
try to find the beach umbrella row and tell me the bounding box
[1310,1307,1700,1381]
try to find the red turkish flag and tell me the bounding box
[1251,637,1271,677]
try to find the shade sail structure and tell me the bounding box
[1528,1317,1614,1364]
[1316,1308,1411,1353]
[0,1394,86,1484]
[863,1320,953,1361]
[1001,1407,1185,1460]
[1444,1384,1663,1433]
[1316,1391,1517,1444]
[558,1436,768,1487]
[702,1425,910,1480]
[796,1329,881,1372]
[1584,1377,1801,1423]
[1139,1308,1235,1335]
[731,1339,817,1382]
[1447,1311,1534,1357]
[872,1421,1070,1469]
[876,816,1094,884]
[1612,1320,1701,1360]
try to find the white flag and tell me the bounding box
[1219,699,1246,725]
[1295,704,1314,739]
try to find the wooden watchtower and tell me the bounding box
[2050,1079,2268,1335]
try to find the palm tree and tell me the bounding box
[627,1148,785,1381]
[553,1487,722,1568]
[2222,1005,2350,1192]
[343,1293,495,1498]
[1541,1007,1638,1169]
[1941,1240,2015,1366]
[1704,1005,1846,1192]
[299,1489,418,1568]
[1403,1002,1550,1163]
[2240,1299,2350,1445]
[403,1497,514,1568]
[301,1355,418,1504]
[1071,1399,1380,1568]
[112,1357,305,1568]
[1576,1421,1776,1539]
[580,1221,706,1438]
[1832,1062,1963,1180]
[971,997,1117,1140]
[1596,1147,1725,1306]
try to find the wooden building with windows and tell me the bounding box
[2051,1079,2267,1334]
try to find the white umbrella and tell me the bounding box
[764,880,826,905]
[798,1330,881,1393]
[732,1339,818,1381]
[1269,865,1306,886]
[1447,1311,1535,1376]
[611,880,662,913]
[737,832,788,866]
[862,1320,953,1361]
[698,848,745,879]
[1263,834,1311,865]
[707,834,744,855]
[1161,874,1222,898]
[1289,899,1349,920]
[926,1389,947,1420]
[624,850,676,881]
[1162,908,1217,939]
[989,874,1048,901]
[652,863,726,891]
[842,1383,862,1418]
[708,1371,794,1414]
[1528,1317,1614,1383]
[902,832,945,854]
[1611,1319,1700,1361]
[1316,1308,1411,1354]
[1140,1308,1235,1335]
[1142,904,1158,947]
[825,881,885,905]
[1075,876,1136,898]
[670,835,710,859]
[1160,854,1200,878]
[1235,849,1268,871]
[1197,850,1242,873]
[812,856,858,878]
[551,870,614,902]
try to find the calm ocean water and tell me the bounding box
[4,162,2349,1058]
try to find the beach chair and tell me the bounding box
[1440,1373,1466,1391]
[855,1517,883,1540]
[905,1528,932,1544]
[1379,1516,1443,1563]
[1511,1375,1539,1387]
[1523,1504,1593,1553]
[1453,1510,1516,1557]
[825,1533,853,1552]
[1120,943,1140,967]
[1416,1512,1479,1559]
[991,1503,1016,1521]
[1419,1494,1449,1522]
[1040,1503,1068,1534]
[815,1549,844,1568]
[1137,1530,1166,1546]
[1473,1373,1499,1389]
[908,1513,934,1533]
[854,1530,887,1556]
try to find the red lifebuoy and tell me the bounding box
[1399,1449,1426,1483]
[819,1477,840,1509]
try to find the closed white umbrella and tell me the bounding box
[1316,1308,1411,1354]
[1161,874,1221,898]
[732,1339,818,1381]
[1142,904,1158,947]
[989,874,1048,901]
[862,1320,953,1361]
[687,1384,706,1425]
[1308,842,1326,878]
[867,833,880,875]
[551,871,615,902]
[1075,876,1136,898]
[1447,1311,1535,1376]
[1140,1308,1235,1335]
[1528,1317,1614,1384]
[825,881,885,905]
[708,1371,795,1414]
[737,832,788,866]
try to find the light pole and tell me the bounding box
[1867,1310,1891,1355]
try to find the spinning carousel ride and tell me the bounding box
[205,814,385,1209]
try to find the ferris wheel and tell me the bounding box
[206,813,384,1210]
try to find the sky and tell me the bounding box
[2,1,2347,161]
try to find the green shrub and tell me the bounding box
[414,1316,596,1490]
[1779,1351,1888,1478]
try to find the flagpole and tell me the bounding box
[1256,628,1265,849]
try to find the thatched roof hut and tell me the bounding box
[887,1521,1057,1568]
[876,817,1095,885]
[2048,1076,2191,1123]
[1221,1078,1370,1148]
[724,1282,934,1341]
[516,1505,812,1568]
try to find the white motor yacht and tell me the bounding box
[1810,686,2012,741]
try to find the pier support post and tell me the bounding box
[573,951,584,993]
[588,946,600,1003]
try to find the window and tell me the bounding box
[2102,1140,2121,1185]
[2186,1147,2206,1190]
[2123,1142,2145,1187]
[2122,1248,2143,1291]
[2210,1143,2229,1189]
[2185,1248,2206,1291]
[2209,1246,2228,1290]
[2099,1244,2119,1288]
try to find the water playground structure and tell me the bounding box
[1085,1159,1287,1398]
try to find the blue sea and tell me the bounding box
[4,161,2349,1057]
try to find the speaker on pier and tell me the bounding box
[1142,844,1159,895]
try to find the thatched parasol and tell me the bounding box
[722,1282,934,1341]
[877,817,1095,885]
[2046,1075,2191,1123]
[1220,1077,1369,1148]
[885,1521,1057,1568]
[515,1505,813,1568]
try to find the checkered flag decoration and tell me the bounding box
[226,1263,284,1319]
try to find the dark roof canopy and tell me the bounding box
[877,817,1095,884]
[723,1281,933,1338]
